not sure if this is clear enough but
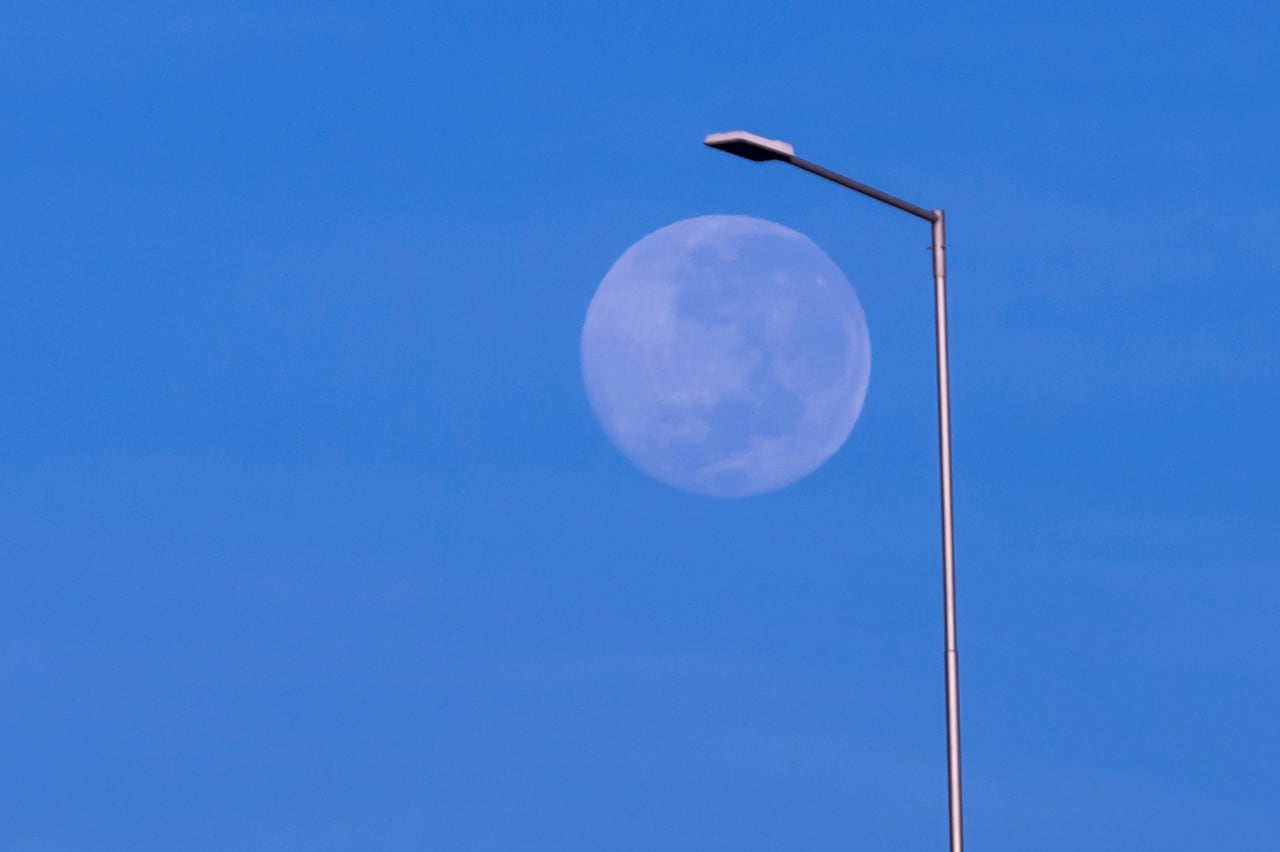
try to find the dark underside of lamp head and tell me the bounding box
[703,131,795,162]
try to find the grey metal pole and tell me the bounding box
[789,155,937,222]
[701,132,966,850]
[931,210,965,852]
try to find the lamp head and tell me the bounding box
[703,130,795,162]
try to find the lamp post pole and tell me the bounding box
[704,131,965,852]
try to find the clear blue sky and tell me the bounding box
[4,3,1278,849]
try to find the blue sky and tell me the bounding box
[3,2,1278,849]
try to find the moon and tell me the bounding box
[580,215,871,498]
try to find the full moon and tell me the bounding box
[581,214,871,498]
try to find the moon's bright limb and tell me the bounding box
[581,215,871,498]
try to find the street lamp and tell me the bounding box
[704,130,965,852]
